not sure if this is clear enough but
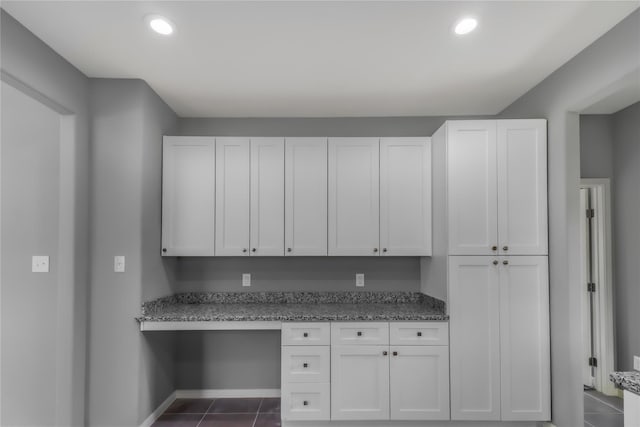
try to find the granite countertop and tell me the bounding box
[137,291,448,322]
[610,371,640,395]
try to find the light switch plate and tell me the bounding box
[242,273,251,287]
[356,273,365,287]
[32,256,49,273]
[634,356,640,371]
[114,256,125,273]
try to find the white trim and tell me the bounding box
[175,389,281,398]
[282,421,541,427]
[580,179,616,396]
[139,320,282,331]
[139,391,176,427]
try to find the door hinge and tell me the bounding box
[586,208,595,218]
[589,357,598,367]
[587,282,596,292]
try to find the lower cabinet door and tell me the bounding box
[281,382,330,421]
[390,345,450,420]
[331,345,390,420]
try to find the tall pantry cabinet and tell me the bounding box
[434,120,551,422]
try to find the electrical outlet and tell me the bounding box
[114,256,125,273]
[356,273,365,287]
[32,256,49,273]
[242,273,251,287]
[634,356,640,371]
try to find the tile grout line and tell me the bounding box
[195,399,216,427]
[585,392,624,413]
[252,398,264,427]
[584,418,597,427]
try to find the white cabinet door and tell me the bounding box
[285,138,327,256]
[250,137,284,256]
[162,137,216,256]
[390,345,449,420]
[497,120,548,255]
[215,137,250,256]
[447,121,498,255]
[331,345,389,420]
[449,256,501,420]
[624,390,640,427]
[380,137,432,256]
[328,138,380,256]
[499,256,550,421]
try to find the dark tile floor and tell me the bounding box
[584,390,624,427]
[152,398,281,427]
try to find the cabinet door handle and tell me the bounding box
[357,331,362,337]
[493,260,499,265]
[303,400,308,406]
[252,248,257,252]
[417,331,422,337]
[503,260,509,265]
[382,248,387,253]
[303,362,308,368]
[303,332,308,338]
[162,248,167,253]
[392,351,398,356]
[491,245,498,251]
[287,248,292,252]
[383,351,388,356]
[242,248,247,253]
[373,248,378,253]
[503,245,509,251]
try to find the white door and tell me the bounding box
[449,256,501,420]
[250,137,284,256]
[162,136,215,256]
[331,345,389,420]
[499,256,550,421]
[285,138,327,256]
[328,138,380,256]
[447,121,498,256]
[497,120,548,255]
[215,137,250,256]
[390,345,449,420]
[380,137,432,256]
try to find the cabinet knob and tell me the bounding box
[303,362,308,368]
[287,248,292,252]
[242,248,247,253]
[503,260,509,265]
[303,400,308,406]
[417,331,422,337]
[303,332,308,338]
[491,245,498,251]
[162,248,167,253]
[503,245,509,251]
[252,248,257,252]
[383,248,387,253]
[383,351,388,356]
[373,248,378,253]
[357,331,362,337]
[493,260,499,265]
[392,351,398,356]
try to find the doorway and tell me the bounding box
[579,179,616,396]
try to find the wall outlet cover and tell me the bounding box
[114,256,125,273]
[32,255,49,273]
[242,273,251,287]
[355,273,365,287]
[634,356,640,371]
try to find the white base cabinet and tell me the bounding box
[624,390,640,427]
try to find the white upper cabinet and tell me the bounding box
[380,138,432,256]
[215,137,250,256]
[446,119,547,256]
[161,136,216,256]
[447,121,498,256]
[250,138,285,256]
[285,138,328,256]
[499,256,550,421]
[328,138,380,256]
[497,120,548,255]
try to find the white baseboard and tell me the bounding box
[176,388,281,398]
[139,391,176,427]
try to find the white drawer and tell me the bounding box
[282,322,330,346]
[282,346,330,383]
[281,382,330,421]
[331,322,389,345]
[390,321,448,346]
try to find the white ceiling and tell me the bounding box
[3,1,638,117]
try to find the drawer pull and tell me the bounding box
[303,332,308,338]
[417,331,422,337]
[392,351,398,356]
[357,331,362,337]
[303,362,308,368]
[492,245,498,251]
[303,400,309,406]
[503,260,509,265]
[503,245,509,251]
[383,351,388,356]
[287,248,292,252]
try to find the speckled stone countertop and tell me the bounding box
[137,292,448,322]
[610,371,640,395]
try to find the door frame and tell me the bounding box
[580,179,616,395]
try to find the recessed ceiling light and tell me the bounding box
[146,15,174,36]
[454,17,478,35]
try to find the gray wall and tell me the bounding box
[1,9,90,426]
[580,115,614,179]
[499,9,640,427]
[611,102,640,372]
[87,79,178,426]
